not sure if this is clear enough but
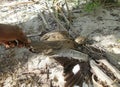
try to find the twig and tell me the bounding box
[45,1,67,31]
[64,0,76,31]
[56,4,70,26]
[39,11,50,29]
[27,32,42,37]
[64,0,71,23]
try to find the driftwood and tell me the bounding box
[90,59,120,87]
[98,59,120,80]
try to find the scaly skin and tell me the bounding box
[29,31,86,54]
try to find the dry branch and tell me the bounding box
[39,11,50,29]
[45,2,67,31]
[56,4,70,26]
[27,32,42,37]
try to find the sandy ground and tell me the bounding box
[0,0,120,87]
